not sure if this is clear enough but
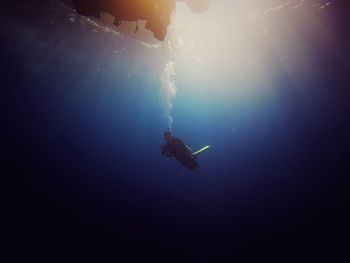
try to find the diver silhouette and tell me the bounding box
[161,130,199,171]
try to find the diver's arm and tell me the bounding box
[161,144,166,155]
[161,144,172,157]
[160,144,171,157]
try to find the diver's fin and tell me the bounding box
[192,146,211,156]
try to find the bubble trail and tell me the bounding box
[160,61,177,129]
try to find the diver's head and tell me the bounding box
[164,130,173,142]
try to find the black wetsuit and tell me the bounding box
[161,137,199,171]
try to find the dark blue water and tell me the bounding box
[3,1,349,261]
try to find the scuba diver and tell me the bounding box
[161,130,199,171]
